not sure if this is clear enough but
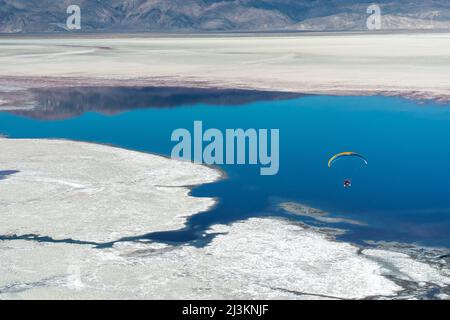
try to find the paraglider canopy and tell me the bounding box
[328,152,368,188]
[328,152,368,168]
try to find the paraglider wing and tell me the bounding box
[328,152,368,168]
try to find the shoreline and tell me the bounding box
[0,137,222,243]
[1,214,449,299]
[1,33,449,106]
[0,137,449,299]
[1,76,449,112]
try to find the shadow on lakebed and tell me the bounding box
[0,170,19,181]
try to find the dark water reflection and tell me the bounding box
[13,86,302,120]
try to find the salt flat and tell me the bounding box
[1,33,449,103]
[1,216,448,299]
[0,138,220,242]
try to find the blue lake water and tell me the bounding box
[2,91,450,248]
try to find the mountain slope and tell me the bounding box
[1,0,450,33]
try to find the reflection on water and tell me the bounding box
[2,87,450,248]
[13,86,302,120]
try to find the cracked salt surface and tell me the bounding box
[1,218,448,299]
[0,138,449,299]
[0,138,221,243]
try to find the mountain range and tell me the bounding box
[1,0,450,33]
